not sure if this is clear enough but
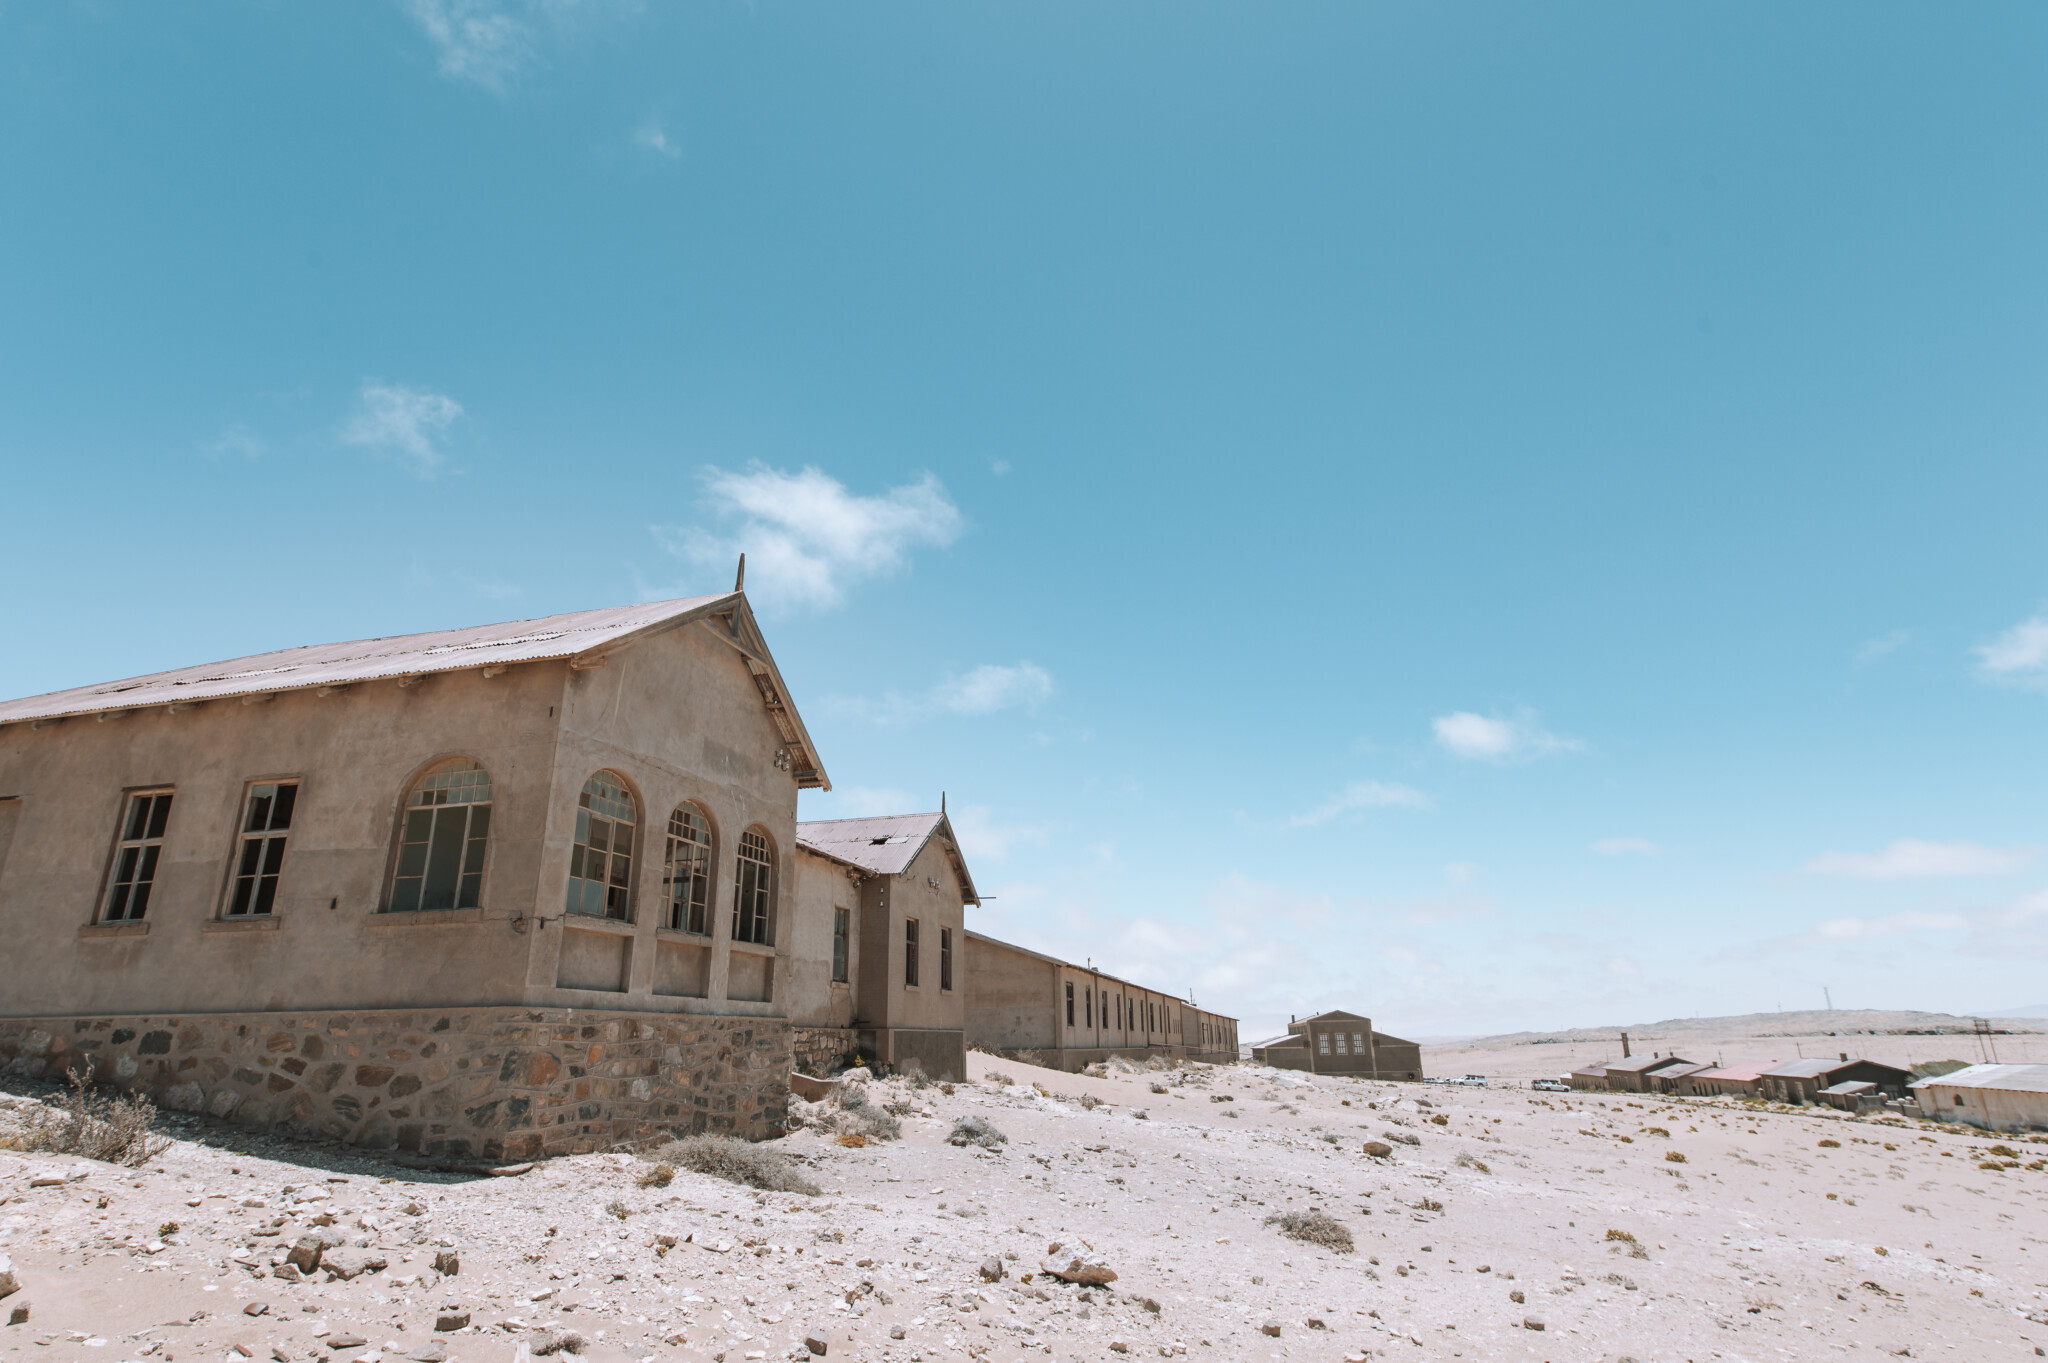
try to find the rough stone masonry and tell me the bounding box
[0,1007,791,1160]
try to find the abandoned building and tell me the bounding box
[1598,1053,1696,1094]
[0,592,1237,1158]
[1909,1063,2048,1132]
[1247,1011,1423,1080]
[963,932,1239,1071]
[1755,1056,1911,1105]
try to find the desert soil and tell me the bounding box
[4,1049,2046,1363]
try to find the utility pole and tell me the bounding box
[1824,986,1833,1011]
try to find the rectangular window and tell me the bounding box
[1318,1033,1332,1054]
[226,782,298,916]
[104,790,173,922]
[1115,995,1122,1030]
[1065,981,1075,1026]
[904,917,919,986]
[1334,1033,1347,1055]
[940,926,953,992]
[1353,1032,1365,1054]
[831,907,850,983]
[1086,988,1093,1027]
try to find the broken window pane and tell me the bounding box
[104,791,173,922]
[731,827,774,944]
[226,781,299,916]
[664,805,712,934]
[389,760,492,912]
[567,770,635,919]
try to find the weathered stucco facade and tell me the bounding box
[1248,1010,1422,1080]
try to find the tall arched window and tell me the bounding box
[390,759,492,912]
[567,770,636,919]
[731,827,774,945]
[663,804,713,934]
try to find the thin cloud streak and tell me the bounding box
[1292,780,1432,827]
[1432,709,1579,762]
[340,381,464,477]
[1802,838,2035,880]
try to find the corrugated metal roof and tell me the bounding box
[1605,1054,1694,1074]
[1908,1063,2048,1095]
[795,813,947,876]
[1692,1062,1780,1082]
[1820,1080,1878,1094]
[961,929,1229,1016]
[0,593,833,790]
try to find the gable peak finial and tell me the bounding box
[941,790,946,813]
[735,553,746,592]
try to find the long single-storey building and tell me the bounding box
[963,931,1238,1071]
[1757,1057,1911,1105]
[1909,1063,2048,1132]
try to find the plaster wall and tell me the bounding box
[964,934,1057,1051]
[881,841,967,1034]
[784,849,861,1029]
[1914,1083,2048,1132]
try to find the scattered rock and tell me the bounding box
[979,1256,1005,1283]
[1128,1295,1160,1314]
[529,1329,586,1356]
[8,1305,27,1327]
[434,1311,470,1332]
[321,1249,387,1281]
[1110,1342,1131,1354]
[1509,1289,1525,1304]
[888,1325,906,1340]
[325,1336,368,1351]
[1041,1256,1118,1287]
[407,1345,447,1363]
[243,1302,270,1317]
[803,1333,828,1356]
[1307,1318,1327,1330]
[1523,1317,1545,1332]
[272,1264,302,1284]
[1362,1142,1393,1158]
[1260,1322,1281,1338]
[0,1255,17,1300]
[285,1238,324,1274]
[432,1251,460,1276]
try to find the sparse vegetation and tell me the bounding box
[1265,1210,1354,1253]
[636,1163,674,1188]
[1665,1150,1687,1163]
[605,1199,629,1219]
[22,1064,172,1167]
[948,1115,1008,1149]
[1818,1139,1840,1148]
[1605,1228,1637,1243]
[650,1134,822,1196]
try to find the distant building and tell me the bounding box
[962,931,1237,1072]
[1647,1061,1716,1094]
[1674,1062,1780,1098]
[1567,1062,1609,1091]
[1758,1057,1910,1105]
[1909,1063,2048,1132]
[1602,1055,1696,1093]
[1248,1011,1423,1081]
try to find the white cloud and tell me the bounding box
[934,663,1052,715]
[201,424,266,461]
[1855,629,1909,664]
[401,0,534,90]
[1291,780,1432,827]
[1977,612,2048,683]
[657,464,963,610]
[1812,910,1972,940]
[1432,709,1578,762]
[634,120,679,157]
[1608,957,1643,977]
[798,785,921,822]
[341,382,464,476]
[946,804,1050,863]
[1802,838,2035,880]
[1443,861,1480,886]
[1591,837,1660,857]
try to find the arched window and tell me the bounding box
[663,804,714,934]
[731,827,774,945]
[390,759,492,912]
[567,771,636,919]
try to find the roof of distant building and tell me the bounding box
[1692,1062,1780,1083]
[1604,1054,1694,1075]
[796,811,980,903]
[1908,1062,2048,1095]
[0,593,831,789]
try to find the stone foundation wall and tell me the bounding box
[791,1027,861,1076]
[0,1008,791,1162]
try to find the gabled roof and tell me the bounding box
[0,593,831,790]
[1693,1062,1779,1083]
[797,811,979,902]
[1604,1054,1693,1075]
[1762,1058,1854,1079]
[963,930,1221,1014]
[1907,1063,2048,1095]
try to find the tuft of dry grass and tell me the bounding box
[1818,1138,1841,1148]
[636,1163,674,1188]
[836,1133,867,1148]
[1605,1228,1637,1242]
[23,1065,171,1167]
[1264,1210,1354,1253]
[1665,1150,1687,1163]
[649,1134,821,1196]
[947,1115,1007,1149]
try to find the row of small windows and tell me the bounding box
[94,758,776,943]
[900,919,953,992]
[1062,983,1169,1033]
[1317,1031,1368,1056]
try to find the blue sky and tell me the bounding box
[5,2,2048,1041]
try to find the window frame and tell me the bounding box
[386,758,494,914]
[831,906,850,984]
[903,916,920,987]
[221,779,301,918]
[662,802,716,935]
[1065,981,1075,1026]
[730,826,776,945]
[100,788,175,923]
[938,926,953,992]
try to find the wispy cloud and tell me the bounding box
[1812,909,1973,940]
[1292,780,1432,827]
[934,663,1052,715]
[947,804,1050,863]
[633,120,679,158]
[1855,629,1909,664]
[341,382,464,477]
[1432,709,1579,762]
[1802,838,2035,880]
[1977,611,2048,685]
[655,464,963,611]
[401,0,533,90]
[1591,837,1660,857]
[201,424,266,461]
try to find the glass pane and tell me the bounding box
[392,875,423,914]
[124,796,149,841]
[253,875,279,916]
[245,786,274,832]
[260,836,288,876]
[587,817,610,856]
[461,828,488,875]
[421,808,466,910]
[129,879,154,918]
[237,838,264,877]
[107,882,132,921]
[230,876,254,916]
[270,782,297,830]
[145,794,172,840]
[457,871,481,909]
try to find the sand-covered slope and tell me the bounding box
[4,1052,2046,1363]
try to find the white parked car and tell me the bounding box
[1450,1074,1488,1087]
[1532,1078,1570,1093]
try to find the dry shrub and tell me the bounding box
[530,1329,588,1356]
[1078,1094,1100,1111]
[1605,1228,1636,1243]
[1818,1138,1841,1148]
[605,1199,629,1220]
[948,1116,1007,1149]
[1265,1210,1353,1253]
[650,1135,821,1196]
[637,1163,674,1188]
[986,1071,1015,1086]
[1664,1151,1687,1164]
[836,1133,867,1148]
[25,1064,171,1167]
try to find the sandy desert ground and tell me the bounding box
[4,1049,2046,1363]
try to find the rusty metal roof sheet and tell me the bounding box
[796,811,979,901]
[1692,1062,1780,1082]
[0,593,832,790]
[1908,1062,2048,1095]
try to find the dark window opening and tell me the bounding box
[940,926,953,992]
[831,907,850,983]
[904,917,920,987]
[104,790,173,922]
[227,781,298,916]
[663,805,713,934]
[732,828,774,944]
[567,771,635,920]
[390,761,492,913]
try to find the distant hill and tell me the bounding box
[1988,1004,2048,1018]
[1460,1007,2043,1049]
